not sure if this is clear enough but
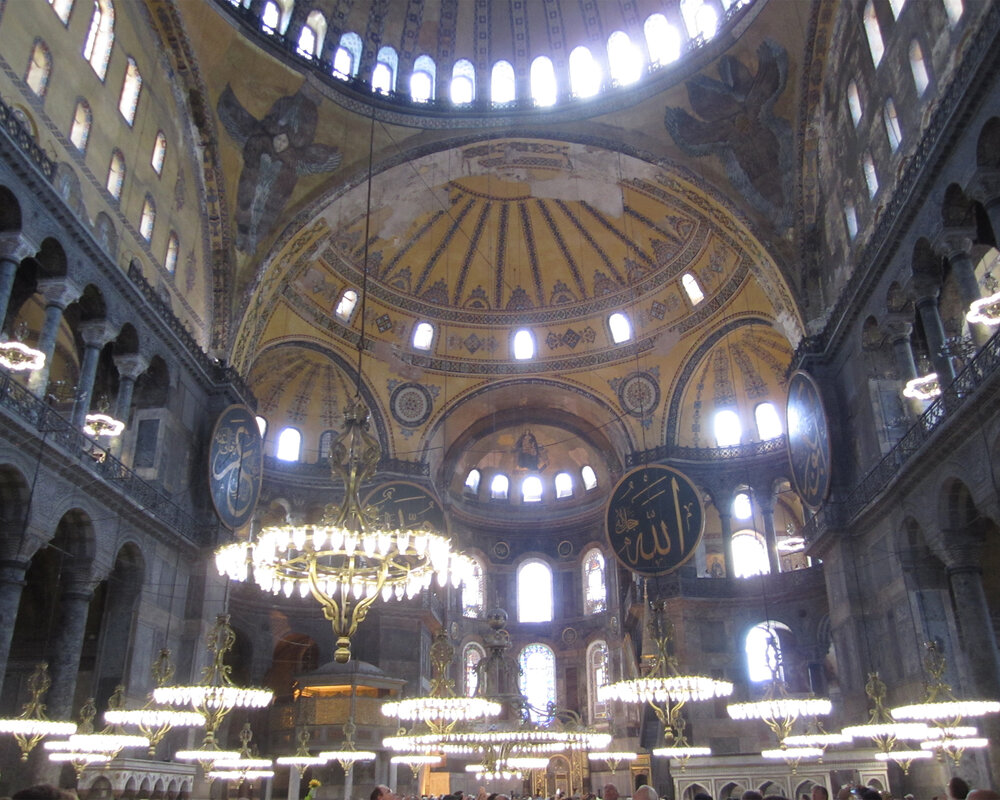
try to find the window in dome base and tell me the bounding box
[335,289,358,322]
[464,468,481,494]
[714,409,742,447]
[490,473,509,500]
[530,57,557,107]
[581,465,598,491]
[491,61,516,105]
[513,329,535,360]
[276,427,302,462]
[755,401,783,440]
[608,312,632,343]
[554,472,573,499]
[517,562,553,623]
[412,321,435,351]
[522,476,543,503]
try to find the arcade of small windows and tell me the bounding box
[465,466,599,502]
[712,401,783,447]
[234,1,754,110]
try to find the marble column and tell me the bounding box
[112,353,148,427]
[967,168,1000,245]
[913,282,956,385]
[886,318,924,417]
[719,509,735,579]
[0,233,36,333]
[72,320,117,428]
[936,231,989,346]
[0,557,29,692]
[27,278,81,397]
[286,764,300,800]
[344,764,355,800]
[757,493,781,576]
[45,576,95,721]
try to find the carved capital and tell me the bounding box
[79,319,118,348]
[884,318,913,341]
[912,273,940,301]
[966,167,1000,206]
[933,228,975,261]
[0,232,38,264]
[36,277,81,309]
[113,353,150,380]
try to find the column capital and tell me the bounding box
[113,353,149,380]
[933,228,975,261]
[78,319,118,349]
[0,232,38,264]
[966,167,1000,207]
[885,317,913,341]
[36,277,82,309]
[913,277,940,303]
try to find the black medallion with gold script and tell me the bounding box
[605,465,704,577]
[209,404,263,530]
[364,481,446,534]
[785,370,832,511]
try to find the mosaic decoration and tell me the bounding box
[390,381,434,428]
[376,313,393,333]
[611,369,661,424]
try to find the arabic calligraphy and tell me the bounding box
[364,482,445,533]
[605,466,704,577]
[209,406,263,530]
[786,372,831,510]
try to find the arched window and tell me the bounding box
[587,640,610,721]
[463,558,485,618]
[139,195,155,241]
[517,561,553,622]
[680,0,718,40]
[888,0,906,18]
[942,0,963,26]
[164,232,178,274]
[318,430,335,461]
[608,312,632,343]
[863,1,885,66]
[863,152,879,197]
[607,31,642,86]
[513,329,535,360]
[410,55,436,102]
[335,288,358,322]
[260,0,291,34]
[909,40,929,96]
[83,0,115,81]
[755,402,782,440]
[847,80,863,126]
[554,471,573,499]
[569,46,601,99]
[26,41,52,98]
[518,644,556,721]
[372,46,398,94]
[276,427,302,461]
[69,100,92,152]
[581,465,598,491]
[714,408,742,446]
[645,14,681,66]
[733,530,770,578]
[530,56,557,107]
[49,0,74,24]
[463,642,485,696]
[883,99,902,152]
[682,272,705,305]
[333,32,362,78]
[412,321,435,350]
[118,56,142,125]
[491,60,515,104]
[106,149,125,199]
[745,621,790,682]
[256,416,268,438]
[151,131,167,175]
[490,473,509,500]
[844,202,859,240]
[583,548,606,615]
[522,476,543,503]
[451,59,476,104]
[464,468,481,494]
[733,491,753,520]
[297,10,326,59]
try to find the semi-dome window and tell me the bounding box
[883,99,902,152]
[26,40,52,97]
[733,491,753,520]
[492,60,516,104]
[847,80,863,126]
[276,426,302,461]
[451,59,475,104]
[569,47,601,99]
[530,57,557,107]
[410,55,436,102]
[297,11,326,59]
[372,46,398,94]
[517,561,553,622]
[335,289,358,322]
[555,472,573,499]
[464,469,481,494]
[139,195,155,241]
[608,312,632,344]
[490,473,509,500]
[844,202,859,240]
[164,232,178,274]
[412,321,435,350]
[909,40,929,96]
[581,465,598,491]
[755,402,783,440]
[333,32,362,78]
[714,409,742,446]
[118,57,142,125]
[83,0,114,80]
[151,131,167,175]
[106,150,125,199]
[513,329,535,360]
[70,101,92,152]
[680,0,718,40]
[522,476,543,503]
[607,31,643,86]
[733,531,770,578]
[256,416,268,438]
[863,1,885,66]
[863,152,879,197]
[682,273,705,305]
[260,1,281,34]
[645,14,682,66]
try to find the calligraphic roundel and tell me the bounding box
[605,465,704,577]
[363,481,447,535]
[209,405,264,530]
[785,370,832,511]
